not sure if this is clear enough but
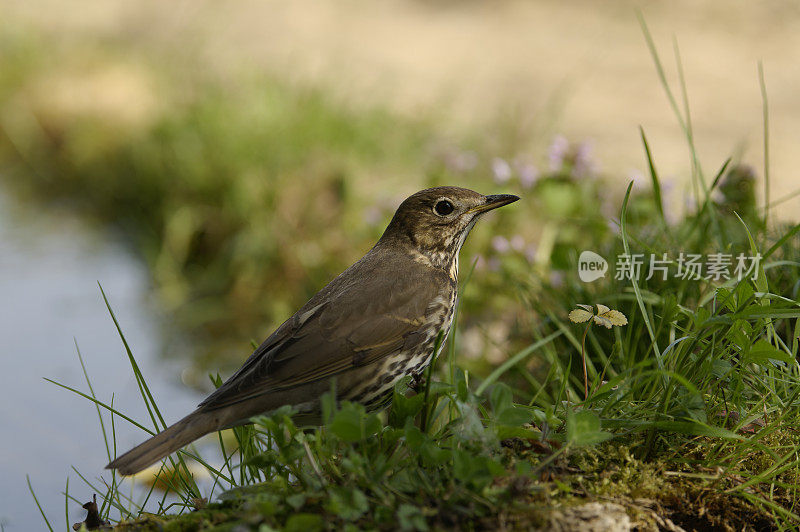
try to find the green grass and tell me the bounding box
[11,16,800,531]
[54,168,800,530]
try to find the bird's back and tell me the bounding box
[196,241,455,424]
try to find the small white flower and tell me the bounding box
[491,157,513,184]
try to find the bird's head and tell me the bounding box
[379,186,519,270]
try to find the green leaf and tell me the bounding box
[693,307,710,327]
[736,307,800,320]
[324,487,369,521]
[455,368,469,402]
[426,381,456,397]
[486,456,506,476]
[364,412,382,438]
[244,450,280,470]
[397,504,429,532]
[389,384,425,428]
[452,449,475,481]
[403,423,426,450]
[329,402,380,442]
[678,391,707,423]
[419,442,450,466]
[496,406,534,427]
[254,497,279,517]
[567,410,613,447]
[389,469,418,494]
[716,288,734,311]
[734,281,755,310]
[320,386,337,425]
[454,400,488,441]
[710,358,732,378]
[452,450,493,487]
[285,493,306,511]
[746,339,794,365]
[285,514,323,532]
[489,383,513,414]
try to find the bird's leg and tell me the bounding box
[410,370,426,392]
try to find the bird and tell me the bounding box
[107,186,519,475]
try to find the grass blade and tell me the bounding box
[758,61,770,228]
[98,283,165,432]
[476,330,563,396]
[639,127,666,226]
[27,475,54,532]
[64,476,70,531]
[74,339,112,462]
[620,181,664,376]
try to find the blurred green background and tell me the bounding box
[4,0,798,379]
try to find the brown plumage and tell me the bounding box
[107,186,518,475]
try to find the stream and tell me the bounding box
[0,190,202,529]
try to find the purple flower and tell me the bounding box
[525,244,537,264]
[548,135,569,171]
[658,178,679,226]
[684,194,698,216]
[664,207,680,227]
[509,235,525,252]
[492,157,513,184]
[572,140,596,177]
[471,253,487,270]
[628,169,646,189]
[491,235,510,254]
[515,160,540,189]
[445,149,478,173]
[599,189,616,219]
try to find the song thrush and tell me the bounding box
[107,186,518,474]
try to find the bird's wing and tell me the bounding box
[198,260,447,411]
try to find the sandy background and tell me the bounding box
[6,0,799,218]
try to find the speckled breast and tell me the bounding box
[343,283,458,412]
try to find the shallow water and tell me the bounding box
[0,191,202,529]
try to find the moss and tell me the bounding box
[124,436,786,531]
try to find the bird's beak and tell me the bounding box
[468,194,520,214]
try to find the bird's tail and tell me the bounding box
[106,411,218,475]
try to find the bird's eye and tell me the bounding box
[434,199,454,216]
